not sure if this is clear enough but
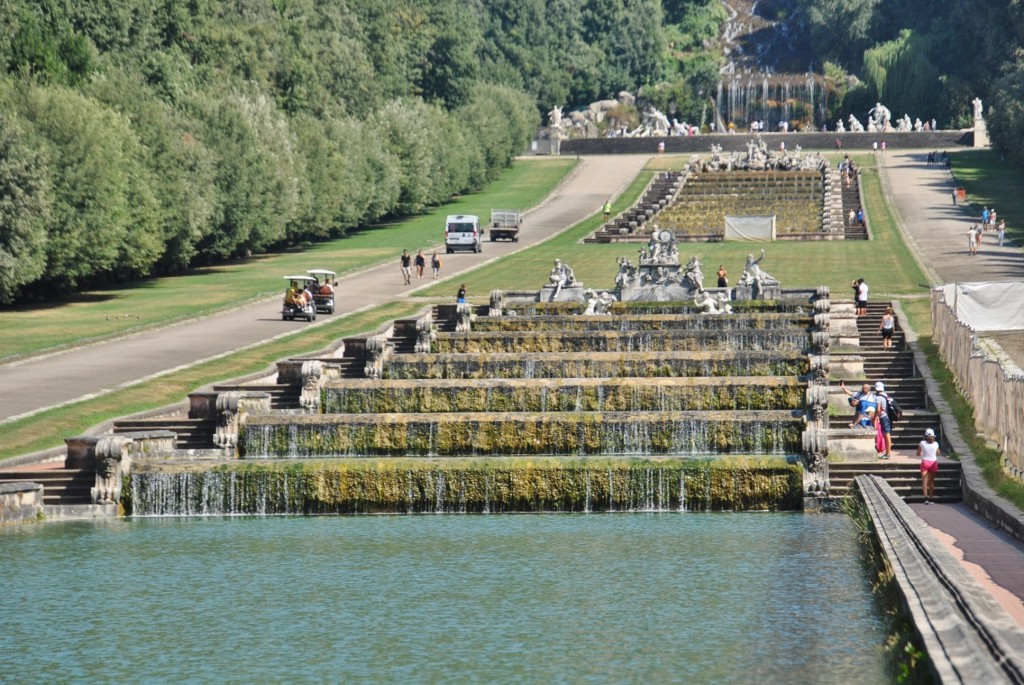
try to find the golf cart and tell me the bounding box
[307,269,337,314]
[281,275,318,322]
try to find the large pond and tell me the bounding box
[1,513,889,683]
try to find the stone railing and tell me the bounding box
[0,482,44,523]
[414,311,434,353]
[299,360,324,412]
[932,288,1024,479]
[190,391,272,448]
[364,334,391,379]
[855,475,1024,682]
[66,431,176,505]
[454,303,473,333]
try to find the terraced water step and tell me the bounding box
[471,313,812,333]
[322,376,804,414]
[0,469,93,505]
[381,350,808,380]
[431,328,811,354]
[240,410,804,458]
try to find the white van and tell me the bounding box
[445,214,483,253]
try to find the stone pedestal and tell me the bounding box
[974,117,988,148]
[541,284,586,302]
[619,283,700,302]
[733,285,782,300]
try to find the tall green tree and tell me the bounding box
[0,113,51,303]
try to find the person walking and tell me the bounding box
[998,219,1006,247]
[878,306,896,350]
[414,249,426,279]
[456,283,467,304]
[602,200,612,222]
[917,428,940,503]
[716,265,728,288]
[967,224,979,255]
[431,252,442,279]
[400,249,412,285]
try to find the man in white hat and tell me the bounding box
[874,381,893,459]
[917,428,940,503]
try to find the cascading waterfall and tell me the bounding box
[125,460,803,516]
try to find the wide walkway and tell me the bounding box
[0,155,649,424]
[879,150,1024,625]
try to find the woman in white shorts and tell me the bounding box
[917,428,940,503]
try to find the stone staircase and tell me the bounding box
[112,415,220,452]
[585,171,684,242]
[0,468,94,505]
[829,460,962,503]
[830,300,955,500]
[841,172,867,240]
[212,383,302,410]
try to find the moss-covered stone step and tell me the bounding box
[240,410,804,458]
[125,457,804,515]
[382,350,808,380]
[322,376,805,414]
[471,312,811,333]
[431,328,810,354]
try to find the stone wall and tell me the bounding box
[932,288,1024,478]
[0,482,44,523]
[560,131,971,156]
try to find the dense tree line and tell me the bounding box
[0,0,670,303]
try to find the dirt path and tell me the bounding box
[0,155,650,424]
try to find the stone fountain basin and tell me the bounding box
[322,376,805,414]
[239,409,804,458]
[382,350,808,380]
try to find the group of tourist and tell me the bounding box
[967,206,1007,254]
[839,380,940,502]
[400,249,443,284]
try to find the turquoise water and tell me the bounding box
[0,513,888,683]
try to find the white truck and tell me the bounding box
[489,209,521,242]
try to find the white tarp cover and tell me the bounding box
[724,215,776,241]
[937,281,1024,332]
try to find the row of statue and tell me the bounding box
[692,138,827,173]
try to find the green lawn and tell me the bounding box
[421,154,928,301]
[0,158,576,361]
[949,149,1024,244]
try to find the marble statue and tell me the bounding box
[548,259,576,297]
[835,120,845,133]
[548,106,563,127]
[615,257,639,288]
[869,102,891,130]
[639,229,680,266]
[583,289,618,315]
[973,97,983,120]
[738,249,780,290]
[848,115,864,133]
[694,289,733,315]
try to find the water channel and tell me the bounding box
[1,513,889,682]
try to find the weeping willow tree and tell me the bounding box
[862,29,939,119]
